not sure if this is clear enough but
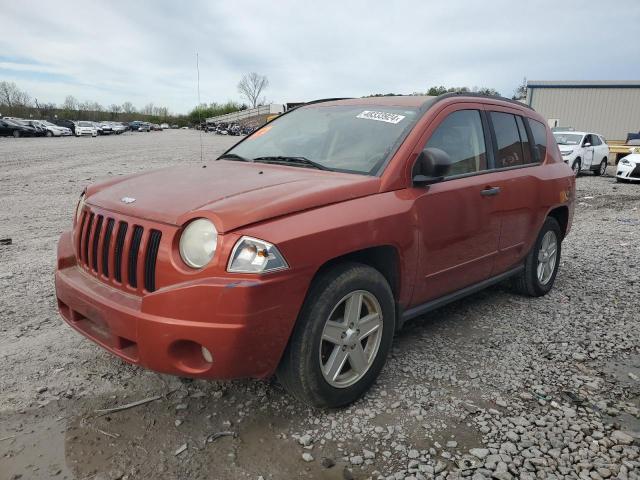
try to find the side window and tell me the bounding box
[490,112,524,168]
[591,135,601,146]
[515,116,533,164]
[528,119,548,162]
[424,110,487,176]
[583,134,592,146]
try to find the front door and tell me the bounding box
[582,134,595,169]
[411,108,502,304]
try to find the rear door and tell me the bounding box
[411,107,503,303]
[483,109,547,274]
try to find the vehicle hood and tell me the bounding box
[558,145,578,153]
[86,160,381,233]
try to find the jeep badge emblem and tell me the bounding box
[121,197,136,204]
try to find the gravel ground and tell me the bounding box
[1,131,639,480]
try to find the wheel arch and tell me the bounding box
[547,206,569,239]
[313,245,401,304]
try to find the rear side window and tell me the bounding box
[490,112,525,168]
[424,110,487,176]
[591,135,602,146]
[515,116,533,164]
[528,119,548,162]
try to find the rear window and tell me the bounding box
[529,120,548,162]
[490,112,526,168]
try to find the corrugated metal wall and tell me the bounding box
[526,87,640,140]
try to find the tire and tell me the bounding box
[513,217,562,297]
[13,130,20,138]
[571,159,581,176]
[277,262,395,408]
[594,158,607,176]
[46,131,53,137]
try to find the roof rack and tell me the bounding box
[435,92,534,110]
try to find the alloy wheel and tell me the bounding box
[319,290,383,388]
[600,161,607,176]
[537,230,558,285]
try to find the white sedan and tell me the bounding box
[35,120,72,137]
[75,121,98,137]
[553,131,610,176]
[616,147,640,182]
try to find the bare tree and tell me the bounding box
[122,101,136,114]
[237,72,269,108]
[141,103,154,115]
[62,95,78,111]
[109,104,122,114]
[512,77,528,101]
[0,81,32,111]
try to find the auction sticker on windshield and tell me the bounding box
[356,110,406,124]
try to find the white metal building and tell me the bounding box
[526,80,640,140]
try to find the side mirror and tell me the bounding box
[413,147,452,186]
[583,142,591,148]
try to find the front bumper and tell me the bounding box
[55,231,308,379]
[616,162,640,181]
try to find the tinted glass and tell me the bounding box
[591,135,601,146]
[583,134,592,146]
[226,105,418,175]
[529,119,548,162]
[515,116,533,164]
[491,112,524,168]
[424,110,487,176]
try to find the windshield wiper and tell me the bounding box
[218,153,252,162]
[252,156,330,171]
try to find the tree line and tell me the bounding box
[0,80,190,125]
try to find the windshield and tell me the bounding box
[223,105,419,174]
[78,121,92,127]
[553,133,583,145]
[42,121,55,126]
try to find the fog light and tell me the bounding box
[201,346,213,363]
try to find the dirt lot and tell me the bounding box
[1,131,639,480]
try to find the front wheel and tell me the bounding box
[277,262,395,408]
[595,159,607,176]
[13,130,20,138]
[571,159,581,176]
[513,217,562,297]
[46,131,53,137]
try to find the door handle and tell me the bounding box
[480,186,501,196]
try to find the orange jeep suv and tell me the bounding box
[56,94,575,407]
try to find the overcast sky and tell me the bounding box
[2,0,639,114]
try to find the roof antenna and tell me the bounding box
[196,52,204,163]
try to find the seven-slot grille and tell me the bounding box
[76,208,162,292]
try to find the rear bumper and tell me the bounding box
[55,231,308,379]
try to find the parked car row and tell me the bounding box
[0,117,73,137]
[0,118,179,137]
[205,122,256,136]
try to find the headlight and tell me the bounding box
[75,192,86,225]
[227,236,288,274]
[179,218,218,268]
[621,159,631,166]
[561,151,572,156]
